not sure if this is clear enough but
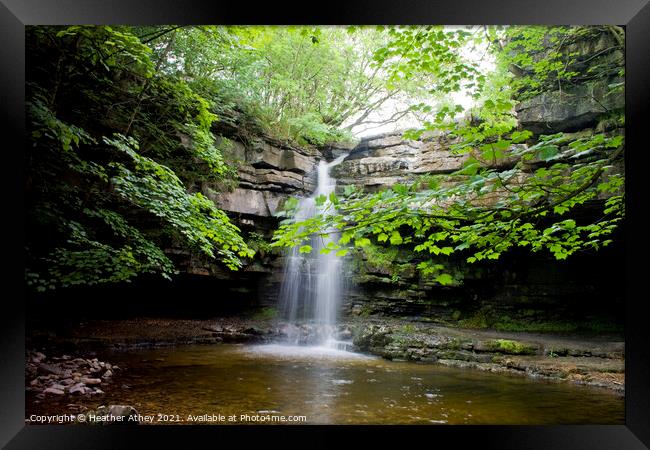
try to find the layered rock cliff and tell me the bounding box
[179,27,625,329]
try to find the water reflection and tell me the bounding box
[27,344,624,425]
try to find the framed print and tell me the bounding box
[2,0,649,448]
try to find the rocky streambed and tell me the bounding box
[27,316,625,394]
[348,319,624,392]
[26,350,120,399]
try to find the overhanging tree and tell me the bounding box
[272,25,625,285]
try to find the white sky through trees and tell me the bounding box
[344,26,496,138]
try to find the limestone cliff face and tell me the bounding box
[327,28,624,325]
[331,132,468,190]
[184,28,624,326]
[205,137,320,219]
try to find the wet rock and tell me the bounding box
[37,363,64,376]
[243,327,263,336]
[69,383,86,395]
[43,387,65,395]
[31,352,46,363]
[337,328,353,340]
[81,377,102,385]
[102,370,113,379]
[353,325,394,350]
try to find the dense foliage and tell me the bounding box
[273,26,625,285]
[149,26,443,144]
[26,26,254,290]
[25,25,625,291]
[24,25,447,290]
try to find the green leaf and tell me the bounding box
[434,273,454,285]
[299,245,312,254]
[511,130,532,144]
[537,145,559,161]
[314,194,327,206]
[354,237,371,247]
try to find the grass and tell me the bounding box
[251,307,278,320]
[457,309,623,334]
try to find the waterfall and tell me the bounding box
[278,155,350,349]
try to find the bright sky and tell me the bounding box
[346,26,496,138]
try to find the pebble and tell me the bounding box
[69,383,86,394]
[43,387,65,395]
[27,350,120,398]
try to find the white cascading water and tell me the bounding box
[278,155,352,351]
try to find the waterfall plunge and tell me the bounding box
[278,156,350,349]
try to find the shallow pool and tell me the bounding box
[28,344,624,425]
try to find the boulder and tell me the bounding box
[246,142,285,169]
[213,188,288,217]
[281,150,314,173]
[515,79,624,134]
[413,150,468,174]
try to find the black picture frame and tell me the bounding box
[2,1,648,448]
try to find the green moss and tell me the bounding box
[447,338,461,350]
[400,324,417,333]
[487,339,537,355]
[251,306,278,320]
[493,321,578,333]
[583,319,623,334]
[458,310,490,329]
[457,308,622,334]
[358,305,373,317]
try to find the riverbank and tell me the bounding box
[27,316,624,393]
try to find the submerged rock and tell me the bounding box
[82,405,140,424]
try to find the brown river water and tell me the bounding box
[27,343,624,425]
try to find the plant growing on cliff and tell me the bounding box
[272,26,625,283]
[152,26,447,145]
[26,26,254,290]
